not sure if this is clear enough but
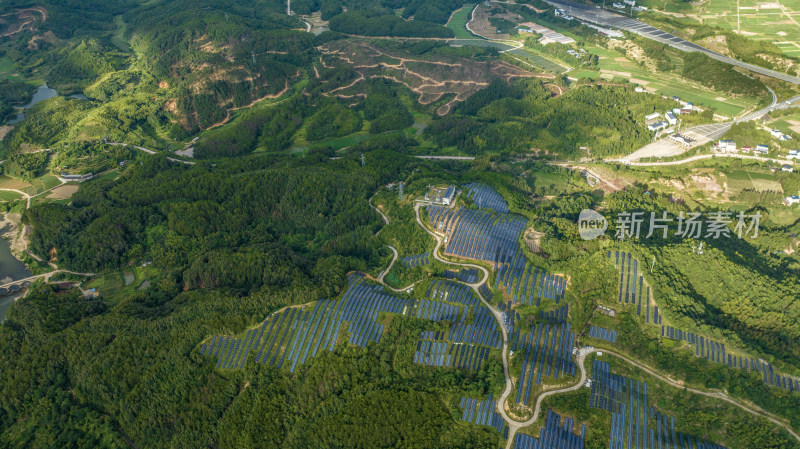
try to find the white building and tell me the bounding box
[647,121,667,132]
[784,195,800,206]
[756,144,769,154]
[665,111,677,125]
[443,185,456,205]
[623,0,636,5]
[770,129,783,139]
[782,164,794,173]
[612,2,625,8]
[717,139,737,152]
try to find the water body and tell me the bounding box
[7,84,60,124]
[69,93,89,100]
[0,231,31,321]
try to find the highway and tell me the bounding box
[543,0,800,85]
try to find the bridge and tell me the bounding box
[0,270,95,296]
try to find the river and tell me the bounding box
[0,225,32,321]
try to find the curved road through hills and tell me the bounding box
[408,202,799,447]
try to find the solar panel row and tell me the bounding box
[401,252,430,268]
[497,257,567,306]
[464,182,510,214]
[661,325,800,393]
[589,325,618,343]
[515,323,576,405]
[201,275,413,371]
[459,394,507,434]
[540,304,568,323]
[608,251,650,320]
[512,409,586,449]
[427,206,525,267]
[591,360,729,449]
[427,279,480,308]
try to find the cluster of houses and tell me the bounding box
[769,128,792,141]
[788,150,800,160]
[712,140,778,157]
[644,98,695,133]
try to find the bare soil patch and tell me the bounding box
[46,185,79,200]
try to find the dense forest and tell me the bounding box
[423,79,676,157]
[682,53,767,98]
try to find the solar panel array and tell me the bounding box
[496,253,566,306]
[427,206,526,265]
[589,325,618,343]
[426,279,480,308]
[479,283,493,301]
[512,409,586,449]
[540,304,568,323]
[401,252,429,268]
[428,199,568,306]
[464,182,509,213]
[442,268,481,284]
[661,325,800,393]
[414,280,502,371]
[459,394,507,434]
[591,360,729,449]
[201,275,411,372]
[514,323,576,405]
[607,251,651,320]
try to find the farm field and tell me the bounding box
[508,48,568,73]
[26,175,62,194]
[663,0,800,55]
[447,4,478,39]
[723,169,784,193]
[768,111,800,135]
[0,190,22,202]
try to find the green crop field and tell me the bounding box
[508,48,568,73]
[447,5,477,39]
[0,190,22,202]
[724,170,784,193]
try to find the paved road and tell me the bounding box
[503,347,594,448]
[106,142,195,165]
[0,270,94,290]
[543,0,800,84]
[624,152,796,167]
